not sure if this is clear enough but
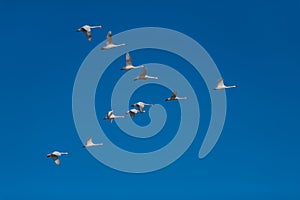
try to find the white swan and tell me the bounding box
[76,25,103,41]
[134,68,158,81]
[46,151,69,165]
[165,91,187,101]
[120,52,145,70]
[131,101,154,112]
[213,78,236,90]
[125,108,144,119]
[83,137,103,148]
[101,31,126,50]
[103,110,125,123]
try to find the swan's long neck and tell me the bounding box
[146,75,158,79]
[177,97,187,100]
[61,152,68,155]
[115,43,126,47]
[134,65,144,69]
[91,26,103,29]
[114,115,125,118]
[226,85,236,88]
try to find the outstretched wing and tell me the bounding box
[171,91,177,98]
[85,31,92,41]
[52,155,60,165]
[140,68,147,77]
[107,110,113,117]
[217,78,225,87]
[82,25,91,32]
[86,137,93,146]
[129,111,136,119]
[106,31,112,45]
[126,52,132,66]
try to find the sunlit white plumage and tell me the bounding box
[101,31,126,50]
[83,137,103,148]
[103,110,125,123]
[46,151,69,165]
[213,78,236,90]
[134,68,158,81]
[131,101,154,112]
[125,108,144,119]
[120,52,145,70]
[76,25,103,41]
[165,91,187,101]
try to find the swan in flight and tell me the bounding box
[131,101,154,112]
[213,78,236,90]
[120,52,145,70]
[103,110,125,123]
[83,137,103,148]
[76,25,103,41]
[46,151,69,165]
[165,91,187,101]
[134,68,158,81]
[101,31,126,50]
[125,108,144,119]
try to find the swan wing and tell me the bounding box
[217,78,225,87]
[106,31,112,45]
[52,155,60,165]
[82,25,91,32]
[85,31,92,41]
[86,137,94,145]
[171,91,177,98]
[126,53,132,66]
[107,110,113,117]
[129,111,136,119]
[140,68,147,77]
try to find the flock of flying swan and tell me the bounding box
[47,24,236,165]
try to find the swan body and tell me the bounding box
[131,101,154,112]
[46,151,69,165]
[134,68,158,81]
[101,31,126,50]
[120,52,144,70]
[76,25,103,41]
[103,110,125,123]
[125,108,144,119]
[213,78,236,90]
[83,137,103,148]
[165,91,187,101]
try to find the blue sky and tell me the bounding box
[1,0,300,199]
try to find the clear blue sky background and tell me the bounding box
[1,0,299,199]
